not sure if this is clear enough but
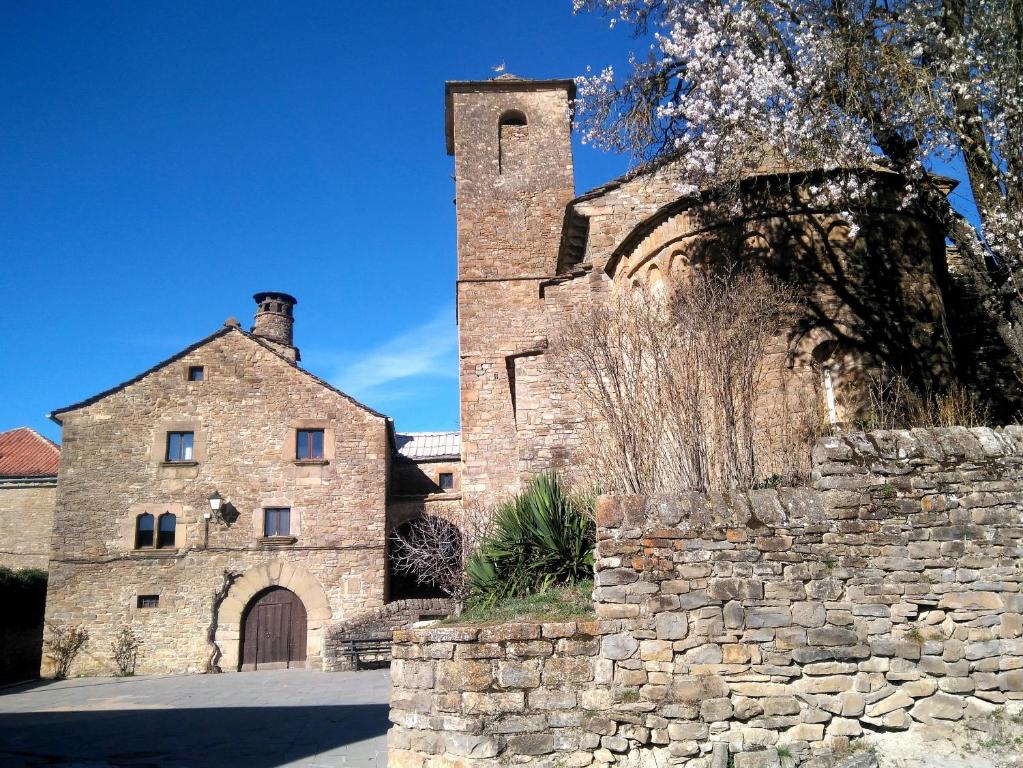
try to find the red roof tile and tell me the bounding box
[0,428,60,478]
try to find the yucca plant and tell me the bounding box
[465,472,595,607]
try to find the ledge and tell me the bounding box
[160,461,199,467]
[294,459,329,466]
[258,536,298,547]
[131,548,180,558]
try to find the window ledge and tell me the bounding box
[294,459,329,466]
[258,536,297,547]
[161,461,198,467]
[132,548,179,557]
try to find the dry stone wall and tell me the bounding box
[389,427,1023,767]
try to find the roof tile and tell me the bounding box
[395,431,461,461]
[0,428,60,478]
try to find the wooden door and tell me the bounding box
[240,587,307,670]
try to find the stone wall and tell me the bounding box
[324,597,453,671]
[389,427,1023,767]
[44,326,391,676]
[0,482,56,570]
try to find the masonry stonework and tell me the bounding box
[447,76,1019,509]
[43,320,391,676]
[389,426,1023,767]
[0,484,56,571]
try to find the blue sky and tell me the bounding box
[1,1,636,441]
[2,3,983,443]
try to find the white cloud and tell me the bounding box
[332,304,457,401]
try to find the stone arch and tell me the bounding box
[215,561,331,671]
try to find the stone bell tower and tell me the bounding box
[445,75,576,501]
[251,291,299,362]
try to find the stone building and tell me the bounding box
[0,427,59,571]
[446,75,1019,504]
[43,293,403,675]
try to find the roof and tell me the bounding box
[395,431,461,461]
[48,324,392,426]
[0,427,60,478]
[444,77,576,155]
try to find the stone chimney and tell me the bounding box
[251,291,299,361]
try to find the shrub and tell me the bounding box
[0,566,47,630]
[111,627,143,676]
[465,472,594,607]
[46,624,89,680]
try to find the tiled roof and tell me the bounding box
[395,431,461,461]
[0,428,60,478]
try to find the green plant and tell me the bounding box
[465,472,595,607]
[776,745,793,759]
[450,580,594,625]
[46,624,89,680]
[111,627,143,676]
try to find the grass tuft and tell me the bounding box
[447,580,594,626]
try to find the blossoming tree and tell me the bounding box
[574,0,1023,358]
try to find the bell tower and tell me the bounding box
[445,75,576,500]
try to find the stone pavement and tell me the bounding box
[0,668,390,767]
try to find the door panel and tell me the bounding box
[239,587,308,670]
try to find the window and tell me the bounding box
[157,513,176,548]
[187,366,204,381]
[137,595,159,609]
[135,513,154,548]
[264,507,291,537]
[296,429,324,460]
[165,431,194,462]
[439,472,454,491]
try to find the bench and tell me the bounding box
[342,634,392,670]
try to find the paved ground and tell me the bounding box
[0,668,391,767]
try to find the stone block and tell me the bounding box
[436,660,492,692]
[746,608,791,628]
[506,733,554,756]
[602,633,639,660]
[543,656,594,685]
[479,623,540,643]
[497,660,541,689]
[445,733,499,759]
[700,697,734,722]
[911,692,966,720]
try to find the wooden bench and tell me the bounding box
[342,634,392,670]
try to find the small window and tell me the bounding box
[264,507,291,537]
[439,472,454,491]
[166,431,194,462]
[188,366,204,381]
[135,513,154,548]
[296,429,325,460]
[137,595,159,609]
[157,513,176,548]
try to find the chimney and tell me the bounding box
[251,291,299,361]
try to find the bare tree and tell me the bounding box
[389,499,496,599]
[549,267,804,492]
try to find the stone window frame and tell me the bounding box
[287,420,334,466]
[186,364,206,382]
[438,472,454,491]
[252,498,301,545]
[153,419,205,468]
[125,503,186,553]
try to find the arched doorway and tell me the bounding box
[240,587,307,670]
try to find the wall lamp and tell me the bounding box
[205,490,225,523]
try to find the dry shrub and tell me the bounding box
[110,626,143,676]
[852,366,991,430]
[550,267,802,492]
[389,497,495,599]
[46,624,89,680]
